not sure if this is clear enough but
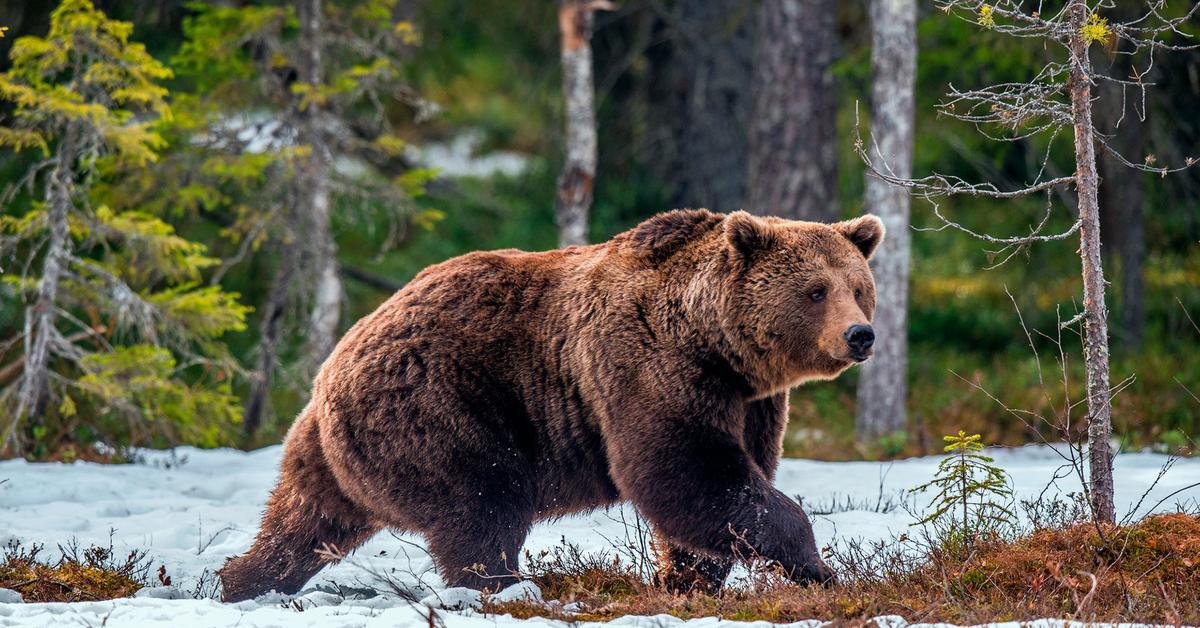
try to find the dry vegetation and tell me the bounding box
[483,513,1200,625]
[4,501,1197,625]
[0,539,152,602]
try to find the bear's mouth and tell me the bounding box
[849,349,872,363]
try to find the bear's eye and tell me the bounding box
[809,288,826,303]
[854,288,863,299]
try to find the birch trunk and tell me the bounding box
[856,0,916,442]
[5,127,77,452]
[555,0,600,248]
[299,0,341,367]
[1067,0,1116,525]
[748,0,839,221]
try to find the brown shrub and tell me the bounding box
[0,540,152,602]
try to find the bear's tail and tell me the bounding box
[219,406,378,602]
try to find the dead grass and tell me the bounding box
[483,513,1200,624]
[0,539,153,602]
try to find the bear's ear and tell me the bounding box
[834,214,885,259]
[724,211,776,261]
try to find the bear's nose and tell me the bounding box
[844,324,874,359]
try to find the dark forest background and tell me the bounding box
[1,0,1197,461]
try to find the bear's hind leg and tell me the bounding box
[424,502,533,593]
[220,417,380,602]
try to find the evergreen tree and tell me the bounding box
[167,0,433,437]
[0,0,248,456]
[911,431,1016,542]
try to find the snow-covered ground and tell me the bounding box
[1,445,1197,627]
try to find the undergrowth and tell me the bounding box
[482,511,1200,624]
[0,538,155,602]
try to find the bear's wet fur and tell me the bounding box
[219,209,884,601]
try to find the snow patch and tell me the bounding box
[421,587,482,611]
[134,586,191,600]
[0,444,1196,626]
[489,581,543,604]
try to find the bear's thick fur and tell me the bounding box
[219,209,884,601]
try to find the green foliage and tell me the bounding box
[911,432,1016,541]
[77,346,240,448]
[0,0,171,162]
[0,0,247,456]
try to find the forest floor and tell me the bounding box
[0,445,1197,627]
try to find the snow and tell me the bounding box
[406,130,532,178]
[0,445,1197,627]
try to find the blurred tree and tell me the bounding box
[171,0,430,437]
[748,0,839,221]
[556,0,613,247]
[644,0,754,212]
[0,0,247,455]
[1095,3,1148,351]
[856,0,916,442]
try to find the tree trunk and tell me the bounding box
[645,0,754,212]
[856,0,916,442]
[1068,1,1116,525]
[5,127,77,452]
[298,0,341,368]
[748,0,840,221]
[243,246,295,438]
[556,0,602,248]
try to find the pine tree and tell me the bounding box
[911,431,1016,542]
[0,0,248,456]
[167,0,434,437]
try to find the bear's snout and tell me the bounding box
[844,324,875,361]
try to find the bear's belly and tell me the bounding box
[521,396,621,519]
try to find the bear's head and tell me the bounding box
[715,211,885,393]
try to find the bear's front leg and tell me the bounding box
[607,397,834,586]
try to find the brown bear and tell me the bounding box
[219,209,884,602]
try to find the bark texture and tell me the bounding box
[748,0,839,221]
[299,0,342,369]
[856,0,916,441]
[1068,1,1115,525]
[645,0,755,212]
[556,0,601,247]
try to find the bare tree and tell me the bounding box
[856,0,917,442]
[557,1,614,247]
[857,0,1199,524]
[748,0,840,221]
